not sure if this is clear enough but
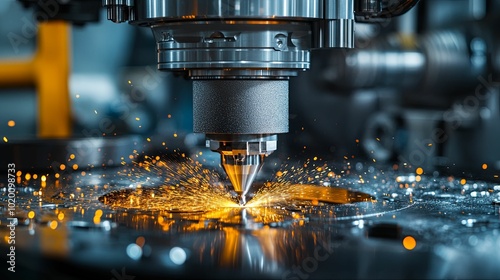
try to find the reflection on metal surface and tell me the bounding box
[195,225,333,274]
[248,184,375,207]
[99,184,374,212]
[1,157,500,279]
[99,185,374,228]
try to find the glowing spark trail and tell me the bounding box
[100,156,374,225]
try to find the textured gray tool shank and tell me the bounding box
[193,80,289,134]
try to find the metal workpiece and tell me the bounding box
[3,160,500,279]
[193,80,288,135]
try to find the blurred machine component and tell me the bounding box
[102,0,418,204]
[0,20,71,138]
[0,0,144,170]
[18,0,101,24]
[1,0,103,139]
[322,5,500,174]
[354,0,420,22]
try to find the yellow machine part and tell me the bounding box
[0,21,71,138]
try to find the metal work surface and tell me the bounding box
[1,156,499,279]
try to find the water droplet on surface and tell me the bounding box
[461,219,477,228]
[468,235,479,246]
[126,243,142,260]
[169,247,187,265]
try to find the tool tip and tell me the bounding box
[222,154,263,206]
[238,194,248,206]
